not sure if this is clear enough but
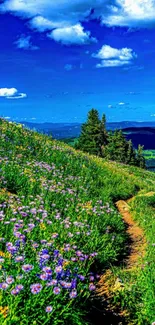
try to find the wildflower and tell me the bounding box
[15,256,24,263]
[78,275,85,281]
[6,276,14,284]
[22,264,34,272]
[40,254,50,261]
[55,266,62,273]
[52,233,58,238]
[11,289,19,295]
[40,223,46,230]
[40,273,49,281]
[0,282,9,290]
[53,286,61,295]
[42,267,52,275]
[89,283,96,291]
[45,306,53,313]
[0,257,4,263]
[16,284,24,291]
[30,283,43,294]
[69,289,77,298]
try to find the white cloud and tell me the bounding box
[64,64,73,71]
[15,35,39,50]
[93,45,137,61]
[118,102,126,105]
[7,93,27,99]
[0,88,27,99]
[102,0,155,28]
[48,24,97,45]
[93,45,137,68]
[1,0,155,33]
[30,16,61,32]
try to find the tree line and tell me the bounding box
[75,109,145,168]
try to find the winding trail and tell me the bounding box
[115,199,146,269]
[95,192,155,324]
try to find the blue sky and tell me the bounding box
[0,0,155,123]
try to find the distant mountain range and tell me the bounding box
[20,121,155,149]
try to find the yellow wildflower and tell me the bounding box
[39,223,46,230]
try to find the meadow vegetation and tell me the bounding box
[0,118,155,325]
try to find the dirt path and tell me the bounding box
[115,200,146,268]
[95,192,155,324]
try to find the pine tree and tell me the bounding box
[75,109,101,155]
[105,130,128,163]
[126,140,137,165]
[99,114,108,157]
[136,144,146,168]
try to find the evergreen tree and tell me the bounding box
[126,140,137,165]
[75,109,101,155]
[104,130,128,163]
[136,144,146,168]
[99,114,108,156]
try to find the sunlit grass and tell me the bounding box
[0,118,155,325]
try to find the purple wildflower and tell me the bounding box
[0,282,9,290]
[22,264,34,272]
[30,283,43,294]
[6,276,14,284]
[45,306,53,313]
[15,256,24,263]
[69,290,77,298]
[53,287,61,295]
[40,273,49,281]
[89,283,96,291]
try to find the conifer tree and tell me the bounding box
[126,140,137,165]
[99,114,108,156]
[75,109,101,155]
[136,144,146,168]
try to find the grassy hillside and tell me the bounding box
[0,118,155,325]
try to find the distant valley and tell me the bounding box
[21,121,155,150]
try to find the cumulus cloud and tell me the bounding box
[15,35,39,50]
[93,45,137,68]
[1,0,155,32]
[0,88,27,99]
[48,24,97,45]
[30,16,61,32]
[101,0,155,28]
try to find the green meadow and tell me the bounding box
[0,118,155,325]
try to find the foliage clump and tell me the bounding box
[76,109,145,168]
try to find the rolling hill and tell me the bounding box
[0,118,155,325]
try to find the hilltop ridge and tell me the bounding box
[0,118,155,325]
